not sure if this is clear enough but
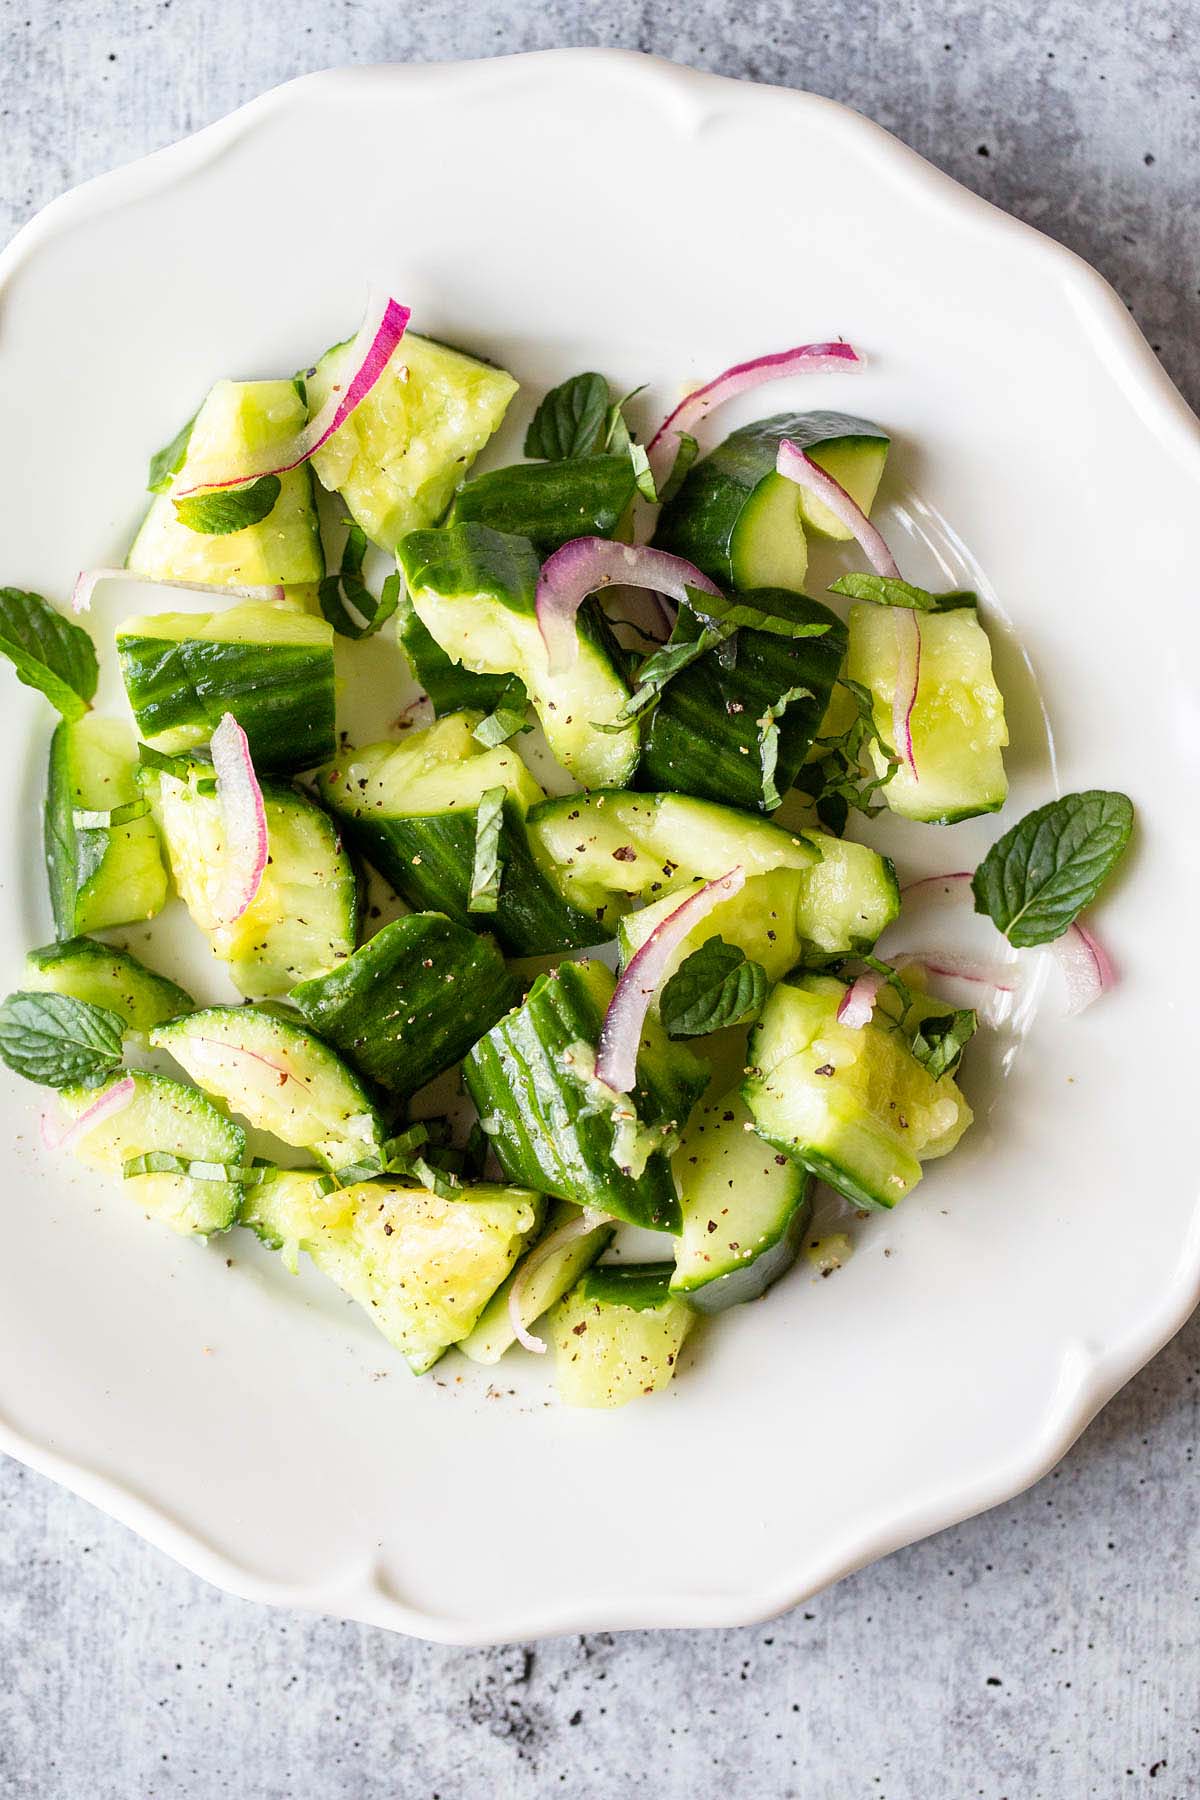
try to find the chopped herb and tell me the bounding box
[793,676,900,834]
[657,431,699,505]
[757,685,813,810]
[909,1008,978,1079]
[468,786,507,913]
[318,521,401,639]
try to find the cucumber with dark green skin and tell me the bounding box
[320,731,606,956]
[463,959,707,1233]
[398,522,639,789]
[394,588,517,714]
[447,455,638,553]
[290,913,518,1097]
[637,589,847,810]
[45,715,169,938]
[671,1087,812,1312]
[551,1262,695,1406]
[25,937,193,1033]
[117,603,336,772]
[655,411,890,592]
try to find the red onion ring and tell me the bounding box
[535,537,720,674]
[507,1207,612,1356]
[42,1075,136,1156]
[72,568,286,615]
[173,293,411,495]
[596,869,745,1092]
[210,712,268,925]
[647,342,864,483]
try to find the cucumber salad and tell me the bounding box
[0,295,1134,1407]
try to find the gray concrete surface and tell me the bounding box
[1,2,1197,1795]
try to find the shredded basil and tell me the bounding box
[657,432,699,505]
[318,522,401,640]
[468,786,507,913]
[909,1008,978,1079]
[758,685,813,810]
[829,572,977,612]
[792,676,900,834]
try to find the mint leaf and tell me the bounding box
[659,939,768,1038]
[71,798,150,830]
[524,373,609,460]
[147,409,199,493]
[319,523,400,639]
[909,1008,977,1079]
[0,990,125,1087]
[657,431,699,505]
[0,588,98,721]
[173,475,281,536]
[829,573,977,612]
[468,786,507,913]
[122,1152,263,1182]
[971,790,1134,947]
[758,685,813,811]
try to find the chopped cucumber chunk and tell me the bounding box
[463,958,708,1233]
[457,1199,618,1366]
[307,333,518,552]
[655,411,889,591]
[638,589,847,811]
[744,973,973,1210]
[551,1264,695,1408]
[290,912,517,1098]
[128,379,323,588]
[117,602,335,772]
[60,1069,244,1236]
[447,455,637,553]
[141,756,357,999]
[319,718,603,956]
[45,715,168,937]
[671,1087,812,1311]
[847,602,1009,824]
[25,937,192,1033]
[398,522,639,789]
[242,1169,543,1374]
[153,1006,385,1172]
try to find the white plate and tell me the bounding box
[1,52,1197,1645]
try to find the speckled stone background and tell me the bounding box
[1,4,1197,1796]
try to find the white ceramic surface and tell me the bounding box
[0,51,1196,1646]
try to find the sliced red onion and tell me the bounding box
[596,869,745,1092]
[647,342,863,483]
[837,970,885,1028]
[1047,922,1115,1016]
[535,538,721,674]
[507,1206,612,1356]
[899,871,974,900]
[210,712,268,925]
[775,440,900,579]
[173,294,411,496]
[42,1075,136,1156]
[891,948,1018,991]
[72,567,286,615]
[891,608,922,780]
